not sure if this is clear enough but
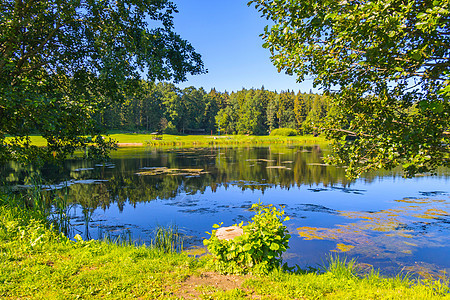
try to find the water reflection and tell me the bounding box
[1,145,449,277]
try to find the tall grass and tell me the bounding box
[320,254,358,279]
[151,224,184,253]
[0,175,73,236]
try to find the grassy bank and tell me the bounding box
[6,133,328,148]
[1,196,448,299]
[143,134,327,147]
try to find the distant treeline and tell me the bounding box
[94,82,328,135]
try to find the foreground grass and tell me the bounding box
[6,133,327,148]
[1,203,449,299]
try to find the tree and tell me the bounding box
[294,92,307,132]
[202,92,219,134]
[249,0,449,178]
[181,86,206,132]
[277,90,296,129]
[158,82,183,133]
[266,92,279,132]
[1,0,204,162]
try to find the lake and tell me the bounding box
[2,145,449,278]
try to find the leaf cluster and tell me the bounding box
[0,0,205,163]
[203,202,291,275]
[249,0,449,178]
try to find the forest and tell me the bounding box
[96,82,328,136]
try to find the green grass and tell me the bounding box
[5,133,328,148]
[1,194,449,299]
[144,134,327,147]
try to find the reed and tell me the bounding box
[151,224,184,253]
[320,254,358,279]
[1,176,74,236]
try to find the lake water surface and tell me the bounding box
[3,145,449,277]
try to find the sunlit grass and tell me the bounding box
[5,133,328,147]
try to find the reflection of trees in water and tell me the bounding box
[213,145,352,189]
[2,146,449,212]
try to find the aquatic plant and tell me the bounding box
[204,202,290,274]
[1,176,74,236]
[151,224,184,253]
[320,254,358,280]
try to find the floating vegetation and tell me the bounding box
[403,241,418,247]
[305,186,366,194]
[330,186,366,194]
[95,163,115,168]
[396,197,446,204]
[266,165,292,170]
[14,179,109,191]
[293,204,338,215]
[135,167,208,176]
[73,168,95,172]
[404,262,450,280]
[297,197,450,263]
[281,161,294,164]
[245,158,276,162]
[419,191,448,196]
[307,163,329,166]
[308,188,328,192]
[332,243,355,253]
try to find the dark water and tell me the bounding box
[2,145,449,277]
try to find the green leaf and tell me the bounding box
[269,243,280,251]
[411,51,422,61]
[243,244,252,251]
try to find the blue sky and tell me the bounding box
[171,0,316,93]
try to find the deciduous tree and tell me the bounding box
[0,0,204,162]
[249,0,449,178]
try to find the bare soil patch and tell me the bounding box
[174,271,256,299]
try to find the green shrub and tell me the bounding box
[269,128,298,136]
[163,121,178,134]
[203,203,291,274]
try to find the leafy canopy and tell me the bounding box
[0,0,204,162]
[249,0,449,178]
